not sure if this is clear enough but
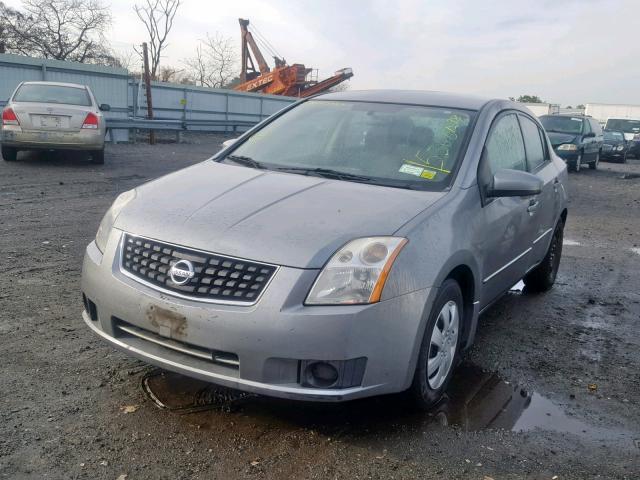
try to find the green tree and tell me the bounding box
[576,104,585,109]
[516,95,544,104]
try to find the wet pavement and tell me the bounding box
[142,361,637,452]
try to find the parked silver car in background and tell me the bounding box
[81,90,568,408]
[1,81,109,163]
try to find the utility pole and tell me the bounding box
[142,42,155,145]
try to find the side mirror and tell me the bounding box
[583,132,595,138]
[99,104,111,112]
[487,169,542,198]
[222,138,238,149]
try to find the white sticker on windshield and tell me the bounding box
[399,164,424,177]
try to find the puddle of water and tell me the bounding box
[509,280,526,294]
[142,363,636,449]
[563,239,582,246]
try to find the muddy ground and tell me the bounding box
[1,137,639,479]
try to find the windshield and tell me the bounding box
[604,131,624,141]
[605,119,640,135]
[221,100,474,191]
[539,115,583,135]
[13,84,92,106]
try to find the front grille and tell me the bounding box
[120,233,277,304]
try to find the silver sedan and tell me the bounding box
[81,90,568,408]
[1,81,109,163]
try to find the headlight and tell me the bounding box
[616,145,624,151]
[305,237,408,305]
[557,144,578,151]
[95,189,136,253]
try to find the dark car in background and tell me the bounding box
[539,115,603,172]
[601,130,628,163]
[605,118,640,158]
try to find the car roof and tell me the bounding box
[314,89,492,111]
[20,81,87,89]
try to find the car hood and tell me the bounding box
[547,132,579,147]
[115,161,445,269]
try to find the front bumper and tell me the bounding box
[1,125,104,150]
[81,229,433,402]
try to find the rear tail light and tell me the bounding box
[82,112,99,129]
[2,107,20,126]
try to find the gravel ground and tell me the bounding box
[1,137,639,479]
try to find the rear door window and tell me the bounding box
[590,119,603,135]
[519,115,547,171]
[13,84,92,106]
[582,119,591,135]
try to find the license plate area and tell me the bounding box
[35,115,69,129]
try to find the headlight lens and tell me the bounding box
[305,237,408,305]
[95,189,136,253]
[557,144,578,151]
[616,145,624,151]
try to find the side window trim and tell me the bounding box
[517,113,549,172]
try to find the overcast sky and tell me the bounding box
[6,0,639,105]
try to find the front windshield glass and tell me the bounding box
[540,115,584,135]
[605,119,640,135]
[221,100,474,191]
[604,131,624,141]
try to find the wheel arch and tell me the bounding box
[443,264,477,349]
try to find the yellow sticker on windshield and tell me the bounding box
[420,169,436,179]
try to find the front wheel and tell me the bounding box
[589,151,600,169]
[523,220,564,292]
[1,146,18,161]
[410,279,463,410]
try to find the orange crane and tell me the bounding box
[233,18,353,97]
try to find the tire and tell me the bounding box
[568,153,582,172]
[90,149,105,164]
[523,219,564,292]
[589,151,600,169]
[1,146,18,161]
[410,279,464,410]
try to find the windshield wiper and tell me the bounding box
[224,155,266,169]
[274,166,372,182]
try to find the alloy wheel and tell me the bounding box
[427,300,459,389]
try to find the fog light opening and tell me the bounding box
[305,361,339,388]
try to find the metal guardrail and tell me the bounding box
[105,117,260,143]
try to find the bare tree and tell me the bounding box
[158,64,184,83]
[182,32,236,88]
[134,0,180,80]
[111,49,139,71]
[0,0,113,64]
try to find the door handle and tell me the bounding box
[527,198,539,214]
[553,178,560,193]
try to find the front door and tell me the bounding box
[477,112,538,307]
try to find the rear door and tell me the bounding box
[477,112,537,307]
[518,114,559,263]
[581,118,595,158]
[590,119,604,155]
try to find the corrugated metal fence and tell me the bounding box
[0,53,296,142]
